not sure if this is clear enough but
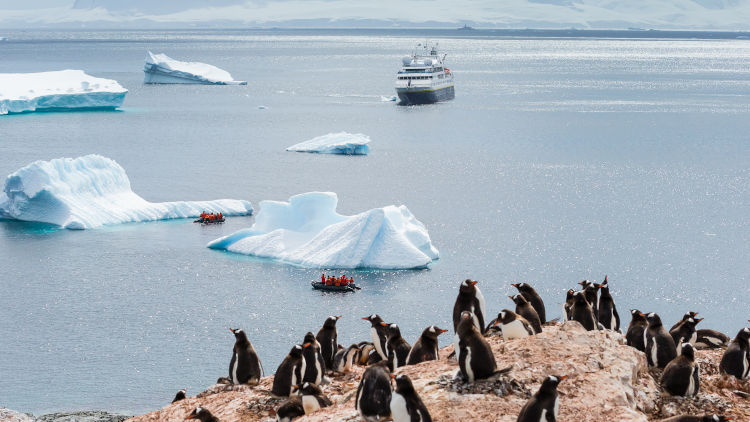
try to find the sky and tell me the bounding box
[0,0,749,29]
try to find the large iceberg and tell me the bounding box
[286,132,371,155]
[207,192,439,269]
[143,52,247,85]
[0,70,127,115]
[0,155,253,229]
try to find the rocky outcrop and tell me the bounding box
[0,409,129,422]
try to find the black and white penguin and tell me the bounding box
[570,291,597,331]
[186,407,219,422]
[456,311,497,382]
[276,397,304,422]
[644,312,678,368]
[298,382,332,415]
[452,279,487,334]
[670,317,703,354]
[626,309,648,352]
[577,280,600,323]
[358,342,375,365]
[363,314,389,362]
[272,344,308,397]
[172,388,186,403]
[660,343,699,397]
[669,311,699,332]
[333,344,361,373]
[316,315,341,370]
[389,374,432,422]
[301,331,326,385]
[695,329,730,349]
[719,326,750,380]
[494,309,535,340]
[595,276,620,331]
[383,323,412,371]
[562,289,576,321]
[512,282,546,324]
[516,375,565,422]
[355,361,392,422]
[658,415,732,422]
[406,325,447,366]
[228,328,263,385]
[509,294,542,334]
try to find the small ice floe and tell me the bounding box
[143,51,246,85]
[381,95,397,102]
[286,132,370,155]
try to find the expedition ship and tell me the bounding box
[395,44,455,105]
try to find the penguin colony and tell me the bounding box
[171,276,746,421]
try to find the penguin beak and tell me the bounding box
[559,375,567,381]
[508,295,514,300]
[695,318,704,323]
[470,281,478,286]
[362,317,369,320]
[640,314,646,318]
[493,320,500,327]
[380,322,388,326]
[577,281,585,286]
[511,283,519,288]
[303,343,311,348]
[292,384,299,389]
[389,373,396,379]
[439,329,448,334]
[185,415,196,420]
[228,328,235,333]
[336,315,342,319]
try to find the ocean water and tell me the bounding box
[1,29,750,415]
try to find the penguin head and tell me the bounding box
[362,314,383,326]
[737,327,750,341]
[459,279,479,294]
[495,309,516,325]
[682,311,699,321]
[509,294,528,305]
[577,280,592,289]
[172,388,187,403]
[629,309,646,323]
[594,276,609,292]
[290,344,305,357]
[323,315,341,328]
[383,323,402,339]
[512,282,535,294]
[539,375,566,394]
[685,317,703,328]
[566,289,575,300]
[303,331,316,344]
[705,415,732,422]
[644,312,662,327]
[424,325,448,339]
[229,328,249,342]
[186,407,213,421]
[457,311,477,335]
[391,373,416,394]
[681,343,696,361]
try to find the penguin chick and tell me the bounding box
[333,344,361,373]
[510,294,542,334]
[660,343,700,397]
[383,323,411,371]
[562,289,575,321]
[719,326,750,380]
[695,329,730,349]
[577,280,601,323]
[298,382,332,415]
[172,388,186,403]
[494,309,535,340]
[644,312,677,368]
[186,407,219,422]
[570,291,597,331]
[669,312,699,332]
[517,375,566,422]
[390,374,432,422]
[658,415,732,422]
[670,317,703,354]
[512,282,546,324]
[275,398,304,422]
[358,342,375,365]
[406,325,448,365]
[456,311,497,382]
[626,309,648,352]
[355,361,392,422]
[228,328,263,385]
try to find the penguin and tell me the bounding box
[383,322,412,371]
[494,309,535,340]
[301,331,326,385]
[626,309,648,352]
[660,343,699,397]
[456,310,497,382]
[272,344,308,397]
[333,344,361,373]
[171,388,186,403]
[390,374,432,422]
[509,294,542,334]
[355,361,392,422]
[512,282,546,324]
[363,314,389,362]
[276,398,304,422]
[316,315,341,370]
[186,407,219,422]
[516,375,566,422]
[669,311,699,332]
[406,325,447,366]
[569,291,597,331]
[595,276,620,331]
[578,280,600,323]
[452,279,487,334]
[358,342,375,365]
[228,328,263,385]
[695,329,730,349]
[562,289,575,321]
[719,326,750,380]
[658,415,732,422]
[670,317,703,354]
[298,382,332,415]
[644,312,677,368]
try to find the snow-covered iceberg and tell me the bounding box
[207,192,438,269]
[0,70,127,115]
[143,52,247,85]
[0,155,253,229]
[286,132,370,155]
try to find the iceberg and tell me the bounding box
[0,70,127,115]
[286,132,371,155]
[207,192,439,269]
[143,52,247,85]
[0,155,253,229]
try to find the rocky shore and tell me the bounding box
[0,410,130,422]
[126,321,750,421]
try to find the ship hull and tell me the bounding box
[396,85,455,105]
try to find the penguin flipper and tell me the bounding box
[613,306,621,331]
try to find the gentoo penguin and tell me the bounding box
[406,325,447,365]
[363,314,389,362]
[456,311,497,382]
[512,282,546,324]
[186,407,219,422]
[272,344,308,397]
[562,289,575,321]
[569,291,597,331]
[358,342,375,365]
[695,329,730,349]
[390,374,432,422]
[452,279,487,334]
[316,315,341,370]
[510,294,542,334]
[333,344,361,373]
[383,323,412,371]
[578,280,600,323]
[670,317,703,353]
[494,309,535,340]
[171,388,186,403]
[719,326,750,380]
[228,328,263,384]
[644,313,677,368]
[302,331,326,385]
[595,276,620,331]
[660,343,699,397]
[516,375,566,422]
[626,309,648,352]
[657,415,732,422]
[275,397,304,422]
[670,311,699,332]
[298,382,332,415]
[355,361,392,422]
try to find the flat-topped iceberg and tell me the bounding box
[0,155,253,229]
[0,70,127,115]
[286,132,370,155]
[143,52,247,85]
[207,192,438,269]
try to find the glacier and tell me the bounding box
[207,192,439,269]
[0,70,127,115]
[0,155,253,229]
[286,132,371,155]
[143,52,247,85]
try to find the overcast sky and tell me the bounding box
[1,0,750,30]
